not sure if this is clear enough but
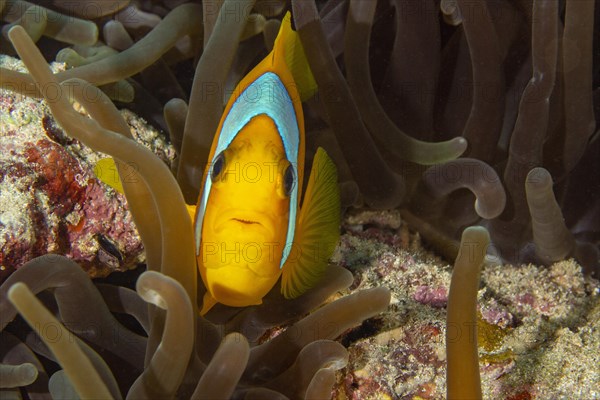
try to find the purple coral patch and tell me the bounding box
[413,285,448,308]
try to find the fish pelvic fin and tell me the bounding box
[200,291,218,316]
[274,11,317,102]
[185,203,196,223]
[281,148,340,299]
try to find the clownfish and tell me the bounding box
[189,12,340,315]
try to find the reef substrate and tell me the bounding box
[336,209,600,399]
[0,55,175,282]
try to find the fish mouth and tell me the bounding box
[214,208,275,235]
[232,218,260,225]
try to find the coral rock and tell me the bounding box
[0,55,174,283]
[335,210,600,399]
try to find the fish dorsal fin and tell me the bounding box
[273,11,317,102]
[281,148,340,299]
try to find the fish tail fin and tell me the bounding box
[94,157,125,194]
[281,148,340,299]
[273,11,317,102]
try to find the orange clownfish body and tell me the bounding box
[190,12,340,315]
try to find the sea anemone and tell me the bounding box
[446,226,489,399]
[0,0,597,398]
[1,0,596,271]
[0,7,391,396]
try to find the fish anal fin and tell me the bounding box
[282,148,340,299]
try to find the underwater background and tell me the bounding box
[0,0,598,398]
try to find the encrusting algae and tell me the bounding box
[0,0,598,399]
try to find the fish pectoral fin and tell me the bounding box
[200,292,218,316]
[281,147,340,299]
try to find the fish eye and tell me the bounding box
[283,165,295,196]
[211,151,225,181]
